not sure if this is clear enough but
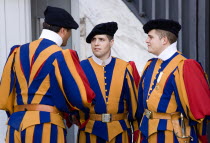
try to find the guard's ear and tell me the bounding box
[110,39,114,47]
[161,36,169,45]
[58,27,68,38]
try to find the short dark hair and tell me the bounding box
[155,29,177,44]
[43,22,62,33]
[106,35,114,41]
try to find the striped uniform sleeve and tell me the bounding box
[182,59,210,142]
[126,63,139,131]
[136,60,152,123]
[126,63,141,142]
[0,45,19,115]
[52,49,95,111]
[129,61,140,88]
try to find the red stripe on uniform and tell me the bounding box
[129,61,140,87]
[33,61,46,80]
[69,50,95,103]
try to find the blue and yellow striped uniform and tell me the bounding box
[137,52,210,143]
[78,57,139,143]
[0,38,95,143]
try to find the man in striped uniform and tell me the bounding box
[76,22,140,143]
[137,19,210,143]
[0,6,95,143]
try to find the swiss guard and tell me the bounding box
[137,19,210,143]
[77,22,140,143]
[0,6,95,143]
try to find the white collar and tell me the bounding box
[39,29,63,46]
[157,42,177,61]
[92,54,112,66]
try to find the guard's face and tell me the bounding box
[146,29,164,56]
[91,35,113,60]
[61,29,71,46]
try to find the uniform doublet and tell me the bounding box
[78,57,139,142]
[0,38,94,142]
[138,52,210,143]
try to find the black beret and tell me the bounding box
[143,19,181,37]
[86,22,118,43]
[44,6,79,29]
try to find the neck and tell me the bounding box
[157,43,170,56]
[92,54,112,66]
[157,42,178,61]
[39,29,63,46]
[98,53,111,61]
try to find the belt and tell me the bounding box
[144,109,180,119]
[89,113,127,123]
[144,109,193,142]
[14,104,64,118]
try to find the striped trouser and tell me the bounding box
[140,130,199,143]
[140,131,179,143]
[5,123,66,143]
[77,129,132,143]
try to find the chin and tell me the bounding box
[61,43,67,46]
[147,49,151,53]
[95,54,101,58]
[94,54,102,58]
[93,52,100,56]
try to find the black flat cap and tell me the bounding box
[86,22,118,43]
[143,19,181,37]
[44,6,79,29]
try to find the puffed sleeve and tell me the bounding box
[183,59,210,142]
[0,45,20,116]
[52,49,95,111]
[183,59,210,119]
[129,61,140,88]
[126,62,140,142]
